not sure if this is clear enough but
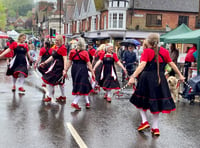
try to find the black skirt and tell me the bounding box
[71,60,93,95]
[130,71,175,114]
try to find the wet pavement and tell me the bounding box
[0,60,200,148]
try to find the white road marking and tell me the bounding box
[66,122,88,148]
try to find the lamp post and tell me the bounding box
[59,0,62,34]
[38,22,41,36]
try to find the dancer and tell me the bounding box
[40,35,67,103]
[34,41,53,87]
[128,33,185,136]
[65,37,95,110]
[92,44,106,91]
[93,43,127,103]
[0,33,32,93]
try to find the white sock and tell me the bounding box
[107,90,112,98]
[59,84,65,97]
[139,110,148,123]
[85,96,90,103]
[73,95,81,104]
[13,77,17,86]
[152,114,159,129]
[18,74,25,87]
[48,85,54,98]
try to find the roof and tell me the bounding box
[133,0,199,13]
[164,29,200,44]
[160,24,192,42]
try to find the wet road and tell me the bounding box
[0,60,200,148]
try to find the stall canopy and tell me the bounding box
[160,24,192,42]
[164,29,200,73]
[7,30,19,40]
[0,31,8,39]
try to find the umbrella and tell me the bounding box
[120,39,140,47]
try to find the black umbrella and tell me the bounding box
[120,39,141,47]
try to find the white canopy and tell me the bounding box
[7,30,19,40]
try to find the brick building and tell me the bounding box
[65,0,200,45]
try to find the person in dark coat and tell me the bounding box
[128,33,185,136]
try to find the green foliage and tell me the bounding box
[94,0,104,11]
[0,1,6,30]
[2,0,33,17]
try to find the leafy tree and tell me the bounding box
[2,0,33,17]
[0,1,6,30]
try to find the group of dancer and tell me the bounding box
[0,33,185,136]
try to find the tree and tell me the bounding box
[2,0,33,17]
[0,1,6,30]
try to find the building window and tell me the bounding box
[195,16,200,28]
[113,13,117,28]
[91,17,96,31]
[76,21,80,33]
[146,14,162,27]
[119,13,123,28]
[108,12,125,29]
[178,16,189,26]
[104,15,107,30]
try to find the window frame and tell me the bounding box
[146,14,162,27]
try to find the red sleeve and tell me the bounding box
[9,42,17,50]
[69,50,75,60]
[25,43,29,52]
[113,53,119,62]
[81,51,90,62]
[163,49,172,63]
[89,48,96,56]
[57,45,67,56]
[140,49,150,62]
[39,47,45,56]
[49,48,54,55]
[99,53,105,60]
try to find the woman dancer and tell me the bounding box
[65,37,95,110]
[34,41,53,87]
[0,33,32,93]
[93,43,127,103]
[128,33,184,136]
[40,35,67,103]
[92,44,106,91]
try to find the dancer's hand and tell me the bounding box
[128,76,135,86]
[62,70,67,77]
[39,62,46,68]
[34,63,38,69]
[124,69,128,75]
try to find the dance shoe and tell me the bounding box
[71,103,81,111]
[43,96,52,102]
[56,96,66,102]
[104,94,108,99]
[151,128,160,136]
[106,97,111,103]
[137,121,150,131]
[42,84,46,87]
[85,103,90,109]
[12,85,16,92]
[18,87,25,93]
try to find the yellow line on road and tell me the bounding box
[66,122,88,148]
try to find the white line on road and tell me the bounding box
[66,122,88,148]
